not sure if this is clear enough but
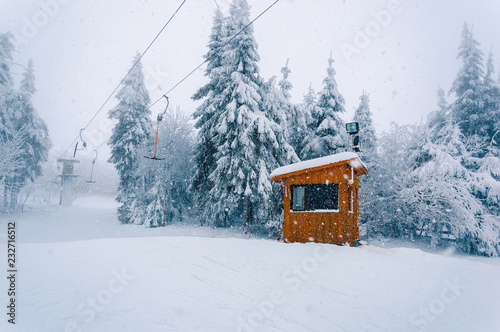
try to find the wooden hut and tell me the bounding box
[270,152,367,246]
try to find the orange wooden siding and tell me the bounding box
[276,160,363,246]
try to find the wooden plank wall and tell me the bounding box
[283,164,360,245]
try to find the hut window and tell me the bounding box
[307,184,338,211]
[291,186,306,211]
[291,184,339,211]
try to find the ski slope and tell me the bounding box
[1,196,499,332]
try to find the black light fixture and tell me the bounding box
[346,122,360,152]
[345,122,359,135]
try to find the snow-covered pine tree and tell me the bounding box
[15,59,51,176]
[193,6,227,102]
[279,59,307,158]
[437,85,448,111]
[279,59,292,100]
[475,52,500,220]
[419,114,500,256]
[446,25,500,253]
[142,106,194,227]
[261,73,300,234]
[378,90,499,256]
[477,141,500,215]
[361,23,500,256]
[361,117,500,256]
[191,7,228,216]
[262,59,292,135]
[301,54,348,160]
[468,50,500,255]
[0,32,14,93]
[360,123,421,239]
[407,117,484,246]
[428,85,449,136]
[449,22,487,139]
[352,92,379,233]
[303,83,316,119]
[498,61,500,84]
[262,76,287,132]
[0,129,24,183]
[0,32,15,210]
[481,50,500,146]
[5,59,51,209]
[205,0,298,231]
[0,119,24,213]
[353,92,376,160]
[293,83,315,159]
[277,59,293,135]
[476,145,500,256]
[0,32,15,142]
[108,52,152,224]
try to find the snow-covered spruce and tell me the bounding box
[353,92,376,161]
[0,32,16,210]
[449,22,492,141]
[3,59,51,209]
[108,52,152,224]
[1,36,51,212]
[199,0,298,231]
[0,32,14,99]
[140,106,195,227]
[352,92,379,234]
[191,6,229,215]
[301,54,348,160]
[279,60,308,158]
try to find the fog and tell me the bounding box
[1,0,499,156]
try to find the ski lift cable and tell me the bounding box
[80,0,281,158]
[81,0,188,132]
[58,0,188,159]
[82,137,110,159]
[147,0,281,111]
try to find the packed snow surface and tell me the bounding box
[270,152,363,178]
[1,196,499,332]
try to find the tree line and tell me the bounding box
[2,0,498,256]
[108,1,500,256]
[0,33,51,212]
[108,0,354,234]
[358,23,500,256]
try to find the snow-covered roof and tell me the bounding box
[270,152,366,179]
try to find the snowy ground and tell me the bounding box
[1,196,499,332]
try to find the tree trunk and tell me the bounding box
[244,198,253,234]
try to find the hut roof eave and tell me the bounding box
[270,152,367,182]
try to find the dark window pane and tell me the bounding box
[306,184,338,211]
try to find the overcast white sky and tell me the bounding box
[1,0,500,157]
